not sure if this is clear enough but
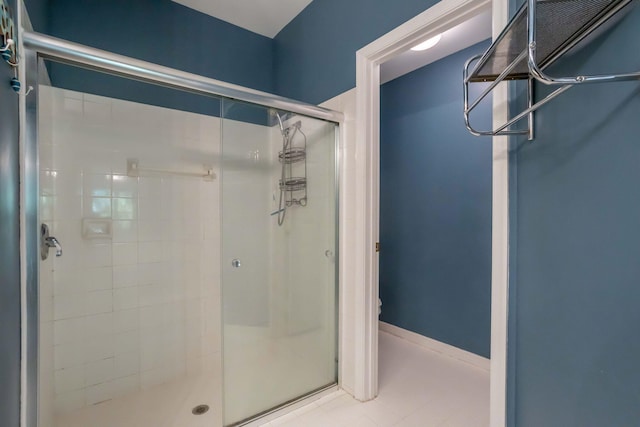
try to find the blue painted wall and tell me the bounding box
[24,0,49,32]
[43,0,274,119]
[379,41,492,358]
[47,0,274,92]
[511,3,640,426]
[274,0,439,104]
[0,1,22,424]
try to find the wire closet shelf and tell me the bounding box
[463,0,640,140]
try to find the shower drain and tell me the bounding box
[192,404,210,415]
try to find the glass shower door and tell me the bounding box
[220,99,338,426]
[36,70,225,427]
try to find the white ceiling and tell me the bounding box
[172,0,313,38]
[380,10,492,84]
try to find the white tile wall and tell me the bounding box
[39,86,224,418]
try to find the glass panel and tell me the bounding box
[35,58,338,427]
[37,64,224,427]
[221,99,338,426]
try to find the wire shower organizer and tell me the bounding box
[279,121,308,207]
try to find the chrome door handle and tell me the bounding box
[231,259,241,268]
[41,223,62,260]
[46,236,63,256]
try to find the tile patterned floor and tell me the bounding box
[263,331,489,427]
[55,330,488,426]
[55,372,222,427]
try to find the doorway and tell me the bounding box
[350,0,510,425]
[377,10,492,426]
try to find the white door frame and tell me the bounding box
[350,0,510,425]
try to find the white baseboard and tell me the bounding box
[379,321,490,371]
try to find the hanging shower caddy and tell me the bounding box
[463,0,640,140]
[278,120,308,207]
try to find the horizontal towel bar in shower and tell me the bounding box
[126,159,216,181]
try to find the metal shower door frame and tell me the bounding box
[463,0,640,140]
[22,30,343,427]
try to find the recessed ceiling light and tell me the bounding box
[410,34,442,51]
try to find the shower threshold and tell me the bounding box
[231,383,339,427]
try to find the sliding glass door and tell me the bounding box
[221,99,338,426]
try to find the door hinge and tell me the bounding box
[375,242,380,253]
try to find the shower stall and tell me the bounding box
[25,32,340,427]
